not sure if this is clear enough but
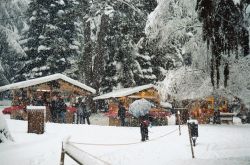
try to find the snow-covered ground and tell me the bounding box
[1,111,250,165]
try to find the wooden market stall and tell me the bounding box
[93,84,171,126]
[0,73,96,123]
[188,96,229,124]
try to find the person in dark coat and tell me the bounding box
[213,110,221,124]
[76,98,85,124]
[84,103,91,125]
[50,96,58,123]
[118,101,126,126]
[56,96,67,123]
[35,95,44,106]
[139,115,150,142]
[76,98,91,124]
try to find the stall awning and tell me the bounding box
[93,84,157,100]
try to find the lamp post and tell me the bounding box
[177,110,181,135]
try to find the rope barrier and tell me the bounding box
[63,125,185,165]
[69,126,180,146]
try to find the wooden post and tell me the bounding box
[188,124,195,158]
[60,142,65,165]
[177,110,181,136]
[27,106,45,134]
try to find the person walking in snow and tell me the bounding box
[139,115,150,142]
[118,101,126,126]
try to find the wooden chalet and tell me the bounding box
[93,84,170,126]
[0,73,96,122]
[188,96,230,124]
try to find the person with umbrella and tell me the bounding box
[118,101,126,126]
[140,114,150,141]
[129,98,153,141]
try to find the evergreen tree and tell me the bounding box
[0,0,28,82]
[15,0,81,81]
[134,37,156,85]
[99,2,137,92]
[0,46,9,85]
[82,20,93,86]
[145,0,197,81]
[100,0,157,93]
[77,0,89,83]
[130,0,157,85]
[99,13,117,93]
[92,14,109,91]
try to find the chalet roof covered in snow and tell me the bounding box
[93,84,157,100]
[0,73,96,94]
[160,102,172,109]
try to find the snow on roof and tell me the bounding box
[0,73,96,94]
[160,102,172,109]
[93,84,157,100]
[26,106,46,111]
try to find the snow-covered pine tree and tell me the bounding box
[81,19,93,86]
[134,37,156,85]
[77,0,89,83]
[0,0,28,82]
[77,0,107,91]
[98,11,115,93]
[116,34,138,88]
[0,57,9,85]
[15,0,81,81]
[92,13,109,92]
[100,2,139,92]
[100,0,157,93]
[15,0,50,81]
[145,0,201,81]
[78,0,157,93]
[0,47,9,85]
[61,0,82,79]
[132,0,157,85]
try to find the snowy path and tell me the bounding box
[1,119,250,165]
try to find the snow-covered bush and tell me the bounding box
[0,114,14,143]
[158,55,250,109]
[145,0,207,80]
